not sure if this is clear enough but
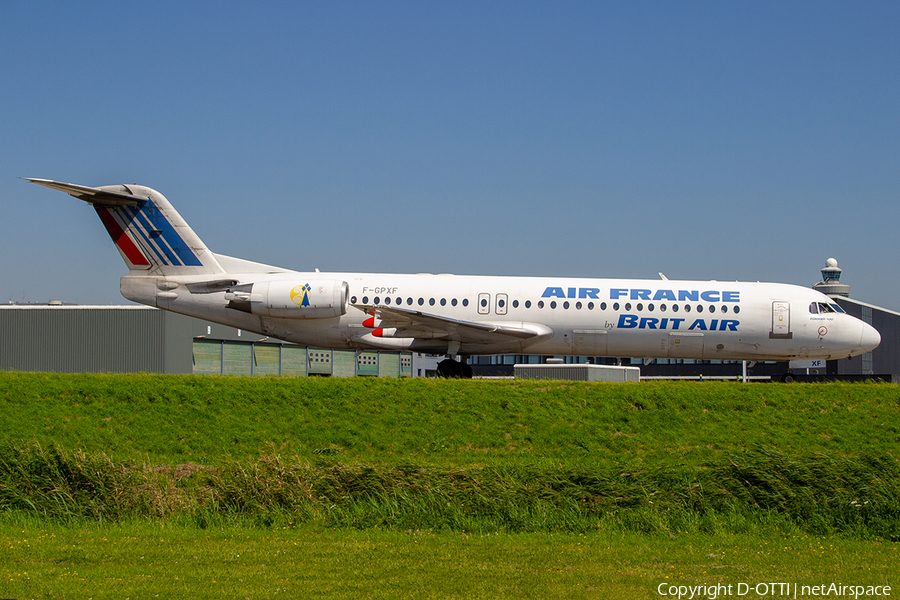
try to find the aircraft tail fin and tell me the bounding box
[26,178,225,275]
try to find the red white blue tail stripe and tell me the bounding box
[96,199,203,268]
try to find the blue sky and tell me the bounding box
[3,1,898,307]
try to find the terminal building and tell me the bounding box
[1,260,897,380]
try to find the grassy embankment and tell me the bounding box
[1,372,898,538]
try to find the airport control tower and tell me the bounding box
[813,258,851,297]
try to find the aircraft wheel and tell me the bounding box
[781,372,796,383]
[437,359,462,378]
[460,362,473,379]
[437,359,474,379]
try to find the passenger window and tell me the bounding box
[429,298,436,306]
[575,302,582,310]
[660,304,666,312]
[697,305,703,313]
[684,305,691,313]
[600,302,606,310]
[589,302,595,310]
[512,300,519,308]
[374,297,380,304]
[351,296,358,304]
[362,296,369,304]
[734,306,740,314]
[563,301,569,309]
[550,301,557,309]
[385,297,391,305]
[451,298,458,307]
[636,303,643,311]
[418,298,424,306]
[625,303,632,311]
[538,301,544,309]
[708,305,715,313]
[462,299,469,307]
[525,300,531,308]
[407,297,413,305]
[440,298,446,306]
[721,305,728,313]
[648,303,654,312]
[672,304,678,312]
[613,302,619,311]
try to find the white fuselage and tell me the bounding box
[124,270,880,361]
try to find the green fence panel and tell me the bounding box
[192,339,222,375]
[332,350,356,378]
[254,344,281,376]
[378,352,400,378]
[281,346,307,376]
[223,342,252,376]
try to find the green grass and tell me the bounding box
[2,373,898,465]
[2,442,898,538]
[0,517,896,599]
[2,373,899,596]
[1,373,899,539]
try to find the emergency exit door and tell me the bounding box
[770,301,792,339]
[477,293,491,315]
[495,293,508,315]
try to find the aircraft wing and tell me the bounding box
[353,304,551,345]
[24,178,145,206]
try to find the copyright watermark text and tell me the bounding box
[657,583,891,599]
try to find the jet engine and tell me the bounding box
[226,279,349,319]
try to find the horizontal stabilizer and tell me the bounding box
[24,178,145,206]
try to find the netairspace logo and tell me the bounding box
[656,582,892,599]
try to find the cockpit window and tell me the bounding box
[809,302,818,314]
[817,302,837,313]
[830,303,846,314]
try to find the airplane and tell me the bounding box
[27,178,881,380]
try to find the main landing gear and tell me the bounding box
[436,358,473,379]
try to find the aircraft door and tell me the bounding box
[770,301,792,339]
[495,293,508,315]
[477,293,491,315]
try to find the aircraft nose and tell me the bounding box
[860,322,881,353]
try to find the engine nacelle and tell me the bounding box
[246,279,349,319]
